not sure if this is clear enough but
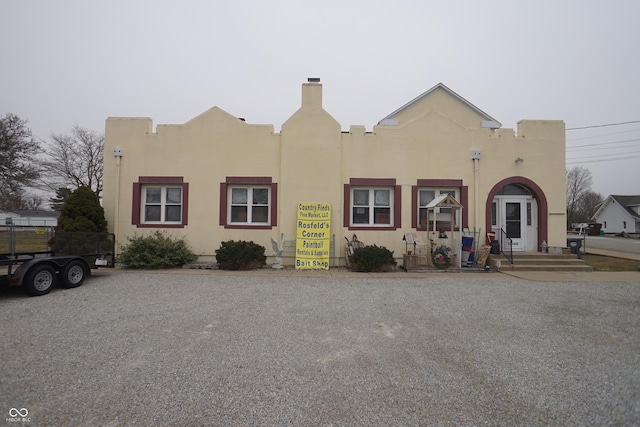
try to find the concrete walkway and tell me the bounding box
[584,247,640,261]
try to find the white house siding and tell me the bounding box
[597,201,637,233]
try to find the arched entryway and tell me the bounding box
[485,177,548,252]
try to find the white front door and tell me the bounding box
[492,188,538,252]
[502,199,526,251]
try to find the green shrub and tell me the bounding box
[349,244,397,272]
[57,186,107,232]
[118,231,198,269]
[215,240,266,270]
[50,185,108,249]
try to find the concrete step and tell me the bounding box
[507,264,593,272]
[500,258,586,266]
[489,252,593,272]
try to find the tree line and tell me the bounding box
[0,113,103,211]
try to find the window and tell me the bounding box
[229,186,270,224]
[491,202,497,226]
[418,188,459,229]
[219,177,278,229]
[132,177,189,228]
[352,188,392,225]
[143,186,182,223]
[623,221,627,229]
[411,179,468,230]
[343,178,400,230]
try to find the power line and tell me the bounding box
[566,128,640,141]
[566,138,640,149]
[566,154,640,165]
[567,143,640,152]
[567,149,640,160]
[566,120,640,131]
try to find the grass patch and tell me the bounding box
[0,230,51,254]
[582,254,640,271]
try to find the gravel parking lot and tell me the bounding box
[1,270,639,426]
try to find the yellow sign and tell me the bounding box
[295,202,331,270]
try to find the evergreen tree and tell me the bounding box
[49,187,73,211]
[56,186,107,232]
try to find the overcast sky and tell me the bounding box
[2,0,639,197]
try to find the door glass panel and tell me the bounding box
[505,202,521,238]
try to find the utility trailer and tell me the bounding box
[0,221,115,296]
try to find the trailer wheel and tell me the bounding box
[59,260,88,288]
[23,264,57,296]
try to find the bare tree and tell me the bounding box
[0,113,41,210]
[566,166,594,228]
[576,191,603,223]
[0,192,43,211]
[41,125,104,197]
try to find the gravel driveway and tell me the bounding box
[1,271,639,426]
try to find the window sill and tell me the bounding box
[348,225,397,231]
[225,224,274,230]
[137,223,185,228]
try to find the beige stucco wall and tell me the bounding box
[103,81,566,264]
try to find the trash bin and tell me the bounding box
[566,238,582,258]
[588,223,602,236]
[490,240,500,255]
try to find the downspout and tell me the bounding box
[113,148,123,250]
[473,158,478,232]
[471,150,481,236]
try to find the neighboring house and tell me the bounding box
[591,195,640,234]
[103,79,567,264]
[0,211,20,226]
[1,210,60,227]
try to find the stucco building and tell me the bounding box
[103,79,567,265]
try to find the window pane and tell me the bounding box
[253,188,269,205]
[165,205,181,222]
[231,206,247,222]
[374,207,391,224]
[146,188,161,203]
[166,188,182,204]
[353,190,368,206]
[506,221,521,238]
[353,207,369,224]
[231,188,247,204]
[145,206,161,222]
[374,190,390,206]
[419,208,428,227]
[419,190,435,207]
[491,202,497,226]
[252,206,269,223]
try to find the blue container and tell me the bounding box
[462,236,475,266]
